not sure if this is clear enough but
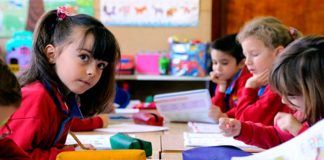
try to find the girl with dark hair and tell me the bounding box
[0,7,120,159]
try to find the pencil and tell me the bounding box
[69,131,90,150]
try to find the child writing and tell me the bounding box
[219,36,324,149]
[0,7,120,160]
[209,33,252,120]
[0,60,31,159]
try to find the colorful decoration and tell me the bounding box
[100,0,200,27]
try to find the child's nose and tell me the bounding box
[86,63,98,77]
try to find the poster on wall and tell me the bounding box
[100,0,200,27]
[0,1,29,37]
[0,0,94,37]
[44,0,94,16]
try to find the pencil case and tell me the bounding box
[132,112,164,126]
[110,133,152,157]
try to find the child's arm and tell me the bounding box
[210,71,228,111]
[274,112,303,136]
[70,114,109,131]
[208,105,228,123]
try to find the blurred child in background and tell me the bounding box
[209,34,252,120]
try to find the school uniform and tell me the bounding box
[235,111,309,149]
[0,137,31,160]
[235,85,292,125]
[211,66,252,117]
[70,116,103,131]
[0,81,81,160]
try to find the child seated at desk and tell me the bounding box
[208,33,252,120]
[211,17,301,126]
[219,35,324,149]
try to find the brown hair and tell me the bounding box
[270,36,324,124]
[19,10,120,116]
[0,60,21,107]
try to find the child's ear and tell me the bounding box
[44,44,56,64]
[275,46,285,56]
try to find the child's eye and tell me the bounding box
[79,54,90,62]
[97,63,107,70]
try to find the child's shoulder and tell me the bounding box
[21,80,52,101]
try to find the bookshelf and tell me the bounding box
[115,75,211,101]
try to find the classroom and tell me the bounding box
[0,0,323,160]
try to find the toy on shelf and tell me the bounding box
[116,54,135,75]
[135,52,160,75]
[169,36,209,77]
[5,30,33,73]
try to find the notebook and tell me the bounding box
[154,89,215,123]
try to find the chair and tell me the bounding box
[56,149,146,160]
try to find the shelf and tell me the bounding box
[116,75,210,81]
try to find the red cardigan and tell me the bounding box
[235,114,309,149]
[235,85,292,125]
[0,81,75,160]
[0,137,31,160]
[70,116,103,131]
[211,66,252,118]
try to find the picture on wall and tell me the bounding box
[100,0,200,27]
[0,0,94,37]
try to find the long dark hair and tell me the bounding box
[270,36,324,125]
[20,10,120,117]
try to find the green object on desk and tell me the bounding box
[110,133,152,157]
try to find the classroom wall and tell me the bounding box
[0,0,212,56]
[94,0,212,54]
[221,0,324,35]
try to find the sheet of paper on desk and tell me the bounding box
[154,89,215,123]
[188,122,222,133]
[65,134,112,150]
[232,119,324,160]
[183,132,261,152]
[95,123,168,133]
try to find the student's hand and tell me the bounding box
[219,118,241,137]
[98,114,109,128]
[210,71,227,92]
[208,105,227,123]
[274,112,302,136]
[245,70,269,89]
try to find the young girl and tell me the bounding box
[208,34,252,120]
[230,17,302,125]
[0,60,31,160]
[0,8,120,160]
[219,36,324,149]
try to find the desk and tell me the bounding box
[73,119,261,160]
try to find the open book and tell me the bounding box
[154,89,215,123]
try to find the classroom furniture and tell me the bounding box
[116,75,211,101]
[56,150,146,160]
[70,116,262,160]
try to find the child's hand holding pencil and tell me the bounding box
[69,131,96,151]
[218,118,241,137]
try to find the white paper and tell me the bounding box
[154,89,215,123]
[65,134,112,150]
[232,119,324,160]
[183,132,261,152]
[95,123,168,133]
[188,122,222,133]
